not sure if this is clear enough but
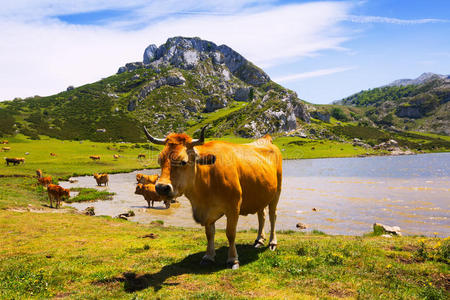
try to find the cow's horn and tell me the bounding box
[143,126,166,145]
[191,125,208,146]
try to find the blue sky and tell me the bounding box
[0,0,449,103]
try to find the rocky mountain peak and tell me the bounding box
[140,36,270,86]
[388,72,448,87]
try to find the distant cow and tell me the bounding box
[47,184,70,208]
[1,140,8,144]
[50,153,57,156]
[135,183,170,208]
[38,176,53,187]
[5,158,24,166]
[89,155,100,161]
[113,154,119,159]
[93,173,109,186]
[2,147,11,152]
[36,169,43,178]
[138,153,146,159]
[136,173,159,185]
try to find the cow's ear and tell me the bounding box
[196,153,216,165]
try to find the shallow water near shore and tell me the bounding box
[61,153,450,237]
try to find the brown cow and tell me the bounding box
[136,173,159,185]
[50,152,57,156]
[2,147,11,152]
[5,157,24,165]
[93,173,109,186]
[135,183,170,208]
[47,184,70,208]
[36,169,43,178]
[143,126,282,269]
[138,153,146,159]
[38,176,52,187]
[113,154,119,159]
[89,155,100,161]
[1,140,8,144]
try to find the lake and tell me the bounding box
[61,153,450,237]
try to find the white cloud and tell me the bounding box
[273,66,356,83]
[0,1,351,100]
[346,15,449,25]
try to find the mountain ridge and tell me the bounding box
[387,72,449,87]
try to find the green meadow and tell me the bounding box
[0,134,449,299]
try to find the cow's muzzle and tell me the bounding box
[155,183,173,197]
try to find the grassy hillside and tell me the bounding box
[335,77,450,135]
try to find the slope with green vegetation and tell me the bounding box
[335,74,450,135]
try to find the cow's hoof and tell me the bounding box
[200,258,215,266]
[253,240,265,248]
[227,261,240,270]
[269,243,277,251]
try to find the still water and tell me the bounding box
[61,153,450,237]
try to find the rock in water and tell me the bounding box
[373,223,402,236]
[296,222,307,229]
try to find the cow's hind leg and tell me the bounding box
[201,222,216,265]
[268,193,280,251]
[225,212,240,269]
[253,208,266,248]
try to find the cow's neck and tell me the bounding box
[183,165,206,207]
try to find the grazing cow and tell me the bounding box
[38,176,52,187]
[50,152,57,156]
[47,184,70,208]
[113,154,119,159]
[138,153,146,159]
[5,158,25,166]
[143,126,282,269]
[89,155,100,161]
[1,140,8,144]
[136,173,159,185]
[93,173,109,186]
[135,183,170,208]
[36,169,43,178]
[2,147,11,152]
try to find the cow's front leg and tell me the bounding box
[201,222,216,265]
[254,208,266,248]
[226,212,239,269]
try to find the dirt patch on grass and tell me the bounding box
[328,286,355,298]
[7,206,72,213]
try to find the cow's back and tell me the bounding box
[195,139,282,215]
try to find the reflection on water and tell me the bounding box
[60,153,450,237]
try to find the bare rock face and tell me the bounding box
[373,223,402,236]
[204,94,227,112]
[234,87,251,102]
[142,37,270,86]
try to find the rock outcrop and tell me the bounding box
[141,37,270,86]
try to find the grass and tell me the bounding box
[186,101,248,135]
[66,188,115,203]
[0,134,162,179]
[0,211,448,299]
